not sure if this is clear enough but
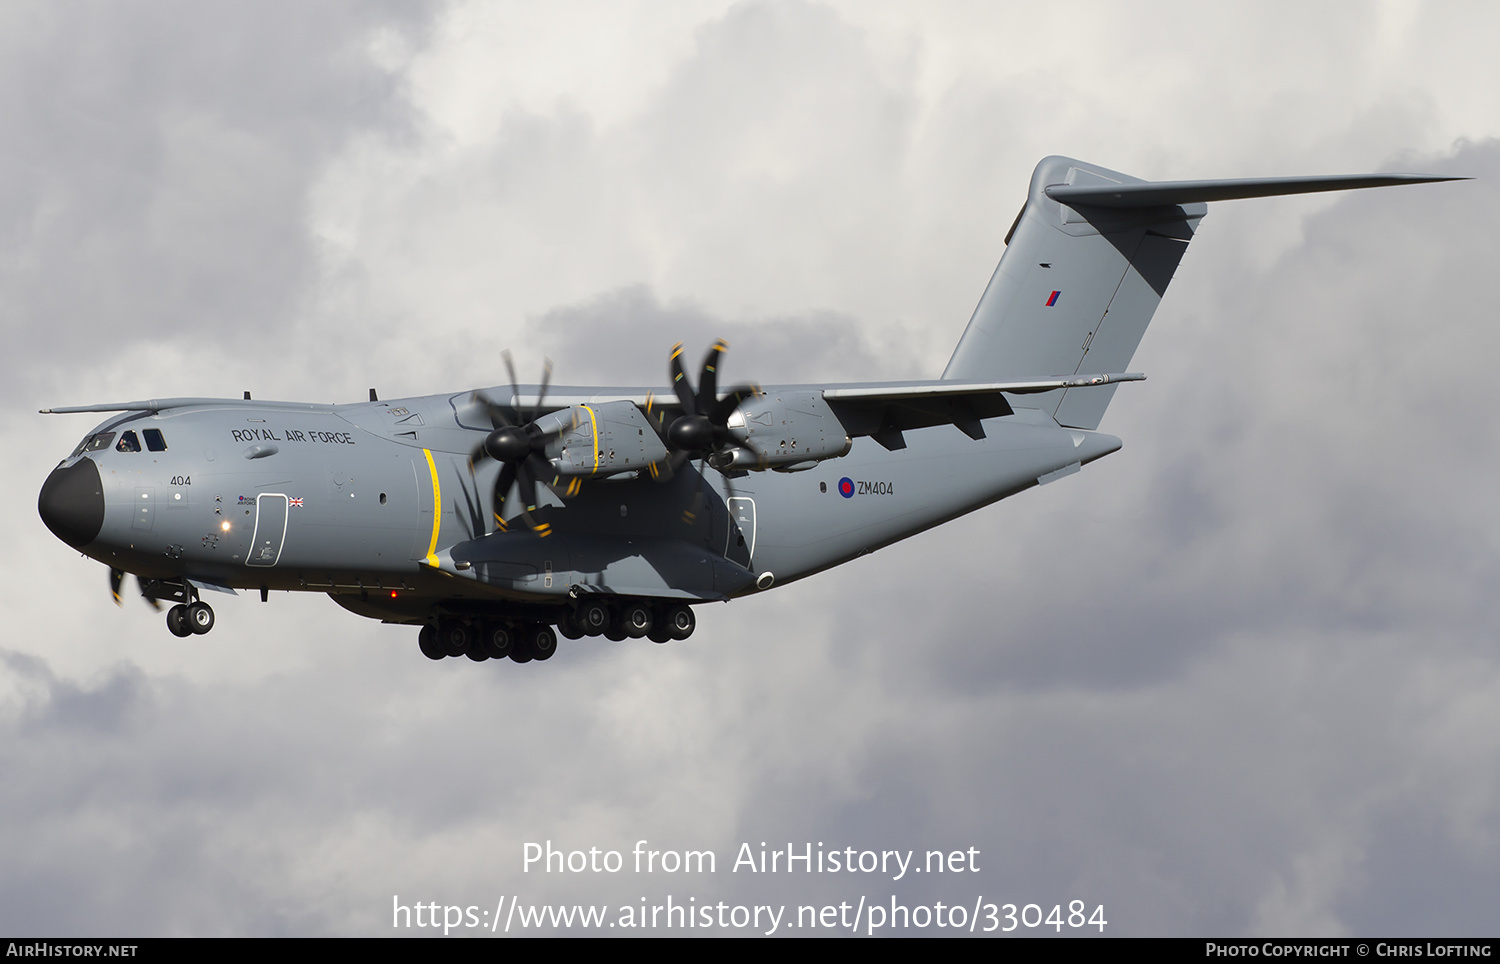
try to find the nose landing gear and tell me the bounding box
[156,579,215,637]
[166,601,214,636]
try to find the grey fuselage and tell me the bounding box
[45,387,1118,625]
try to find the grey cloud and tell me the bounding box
[0,2,432,402]
[8,0,1500,940]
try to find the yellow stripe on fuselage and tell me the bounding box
[423,448,442,567]
[581,404,600,475]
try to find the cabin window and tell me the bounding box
[73,433,116,456]
[115,431,141,453]
[143,428,167,452]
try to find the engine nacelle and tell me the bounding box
[538,401,670,478]
[723,391,852,470]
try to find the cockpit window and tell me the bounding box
[143,429,167,452]
[72,433,116,456]
[116,430,141,453]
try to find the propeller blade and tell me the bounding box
[681,476,705,526]
[109,568,124,607]
[512,458,554,538]
[502,349,522,411]
[669,343,697,412]
[524,451,564,500]
[137,574,163,611]
[696,339,727,414]
[533,357,553,422]
[493,461,518,523]
[471,391,514,431]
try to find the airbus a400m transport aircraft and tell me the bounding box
[38,157,1460,664]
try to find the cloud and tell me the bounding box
[6,0,1500,938]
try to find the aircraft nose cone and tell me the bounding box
[39,458,105,548]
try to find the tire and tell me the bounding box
[464,635,490,661]
[576,599,609,636]
[662,603,695,641]
[530,625,558,661]
[509,631,535,663]
[647,623,673,644]
[620,602,652,639]
[483,622,514,659]
[439,619,469,657]
[557,612,585,640]
[418,624,446,660]
[166,604,193,638]
[187,602,215,635]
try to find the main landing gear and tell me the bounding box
[417,598,697,664]
[418,620,557,664]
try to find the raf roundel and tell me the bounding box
[838,477,855,499]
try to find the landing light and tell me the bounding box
[221,521,230,531]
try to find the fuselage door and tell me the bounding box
[725,496,756,567]
[247,493,289,567]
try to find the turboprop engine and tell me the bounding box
[543,400,671,479]
[721,390,853,472]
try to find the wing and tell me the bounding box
[823,373,1144,447]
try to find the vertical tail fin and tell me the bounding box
[944,156,1461,429]
[943,156,1200,429]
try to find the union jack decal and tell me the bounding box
[288,497,304,508]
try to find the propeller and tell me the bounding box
[468,352,576,537]
[661,340,761,470]
[649,340,762,525]
[110,567,162,611]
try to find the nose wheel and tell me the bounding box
[166,601,215,636]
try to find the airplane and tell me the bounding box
[37,156,1462,664]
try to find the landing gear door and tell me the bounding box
[247,494,289,567]
[725,496,756,568]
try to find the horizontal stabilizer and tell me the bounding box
[1046,173,1466,209]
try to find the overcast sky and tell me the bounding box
[5,0,1500,937]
